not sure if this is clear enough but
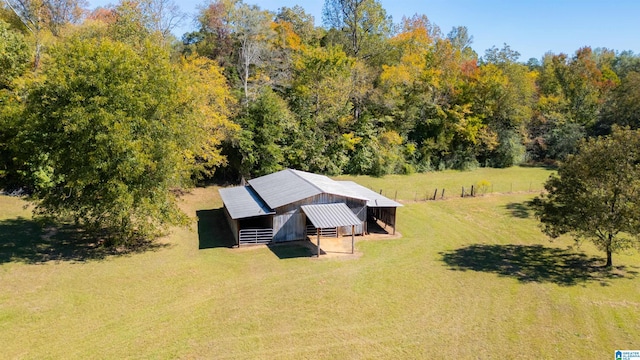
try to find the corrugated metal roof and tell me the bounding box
[247,169,367,209]
[219,186,275,220]
[292,170,366,200]
[336,181,403,208]
[301,203,362,228]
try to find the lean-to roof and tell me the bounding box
[301,203,363,229]
[219,186,274,220]
[336,181,403,208]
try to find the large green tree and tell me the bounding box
[476,44,536,167]
[275,5,319,46]
[598,71,640,133]
[552,47,616,128]
[378,18,488,171]
[289,45,354,174]
[0,19,30,190]
[233,87,295,177]
[10,37,209,244]
[0,18,30,88]
[322,0,391,60]
[185,0,235,68]
[322,0,390,123]
[532,127,640,267]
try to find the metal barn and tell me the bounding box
[219,169,402,250]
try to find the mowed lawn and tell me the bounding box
[1,167,639,359]
[335,166,554,200]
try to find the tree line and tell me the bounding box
[182,0,640,178]
[1,0,640,243]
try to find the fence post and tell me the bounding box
[433,189,438,201]
[394,190,398,201]
[379,189,382,194]
[441,189,445,199]
[471,185,475,197]
[461,186,465,197]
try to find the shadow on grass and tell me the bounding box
[196,209,235,249]
[268,241,317,259]
[0,217,167,264]
[504,201,533,218]
[440,244,637,286]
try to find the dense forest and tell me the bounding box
[1,0,640,240]
[188,0,640,179]
[3,0,640,181]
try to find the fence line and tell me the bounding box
[372,182,546,203]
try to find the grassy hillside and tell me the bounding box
[1,167,638,359]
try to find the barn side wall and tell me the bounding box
[341,206,366,235]
[223,205,239,245]
[273,209,306,242]
[272,194,367,242]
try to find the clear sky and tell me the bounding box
[87,0,640,61]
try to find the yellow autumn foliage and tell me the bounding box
[178,55,240,176]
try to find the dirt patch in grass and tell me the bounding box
[233,231,403,260]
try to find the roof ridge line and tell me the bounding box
[288,168,325,194]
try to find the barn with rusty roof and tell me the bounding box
[219,169,401,252]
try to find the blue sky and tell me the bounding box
[88,0,640,61]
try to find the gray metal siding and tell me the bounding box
[271,196,367,242]
[342,206,366,235]
[273,209,306,242]
[223,205,239,245]
[275,194,367,214]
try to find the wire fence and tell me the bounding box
[370,181,547,202]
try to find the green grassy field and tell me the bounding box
[335,166,554,201]
[1,167,639,359]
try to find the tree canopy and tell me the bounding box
[13,38,195,242]
[532,127,640,267]
[0,18,30,88]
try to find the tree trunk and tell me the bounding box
[605,233,613,268]
[34,40,41,70]
[243,63,249,104]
